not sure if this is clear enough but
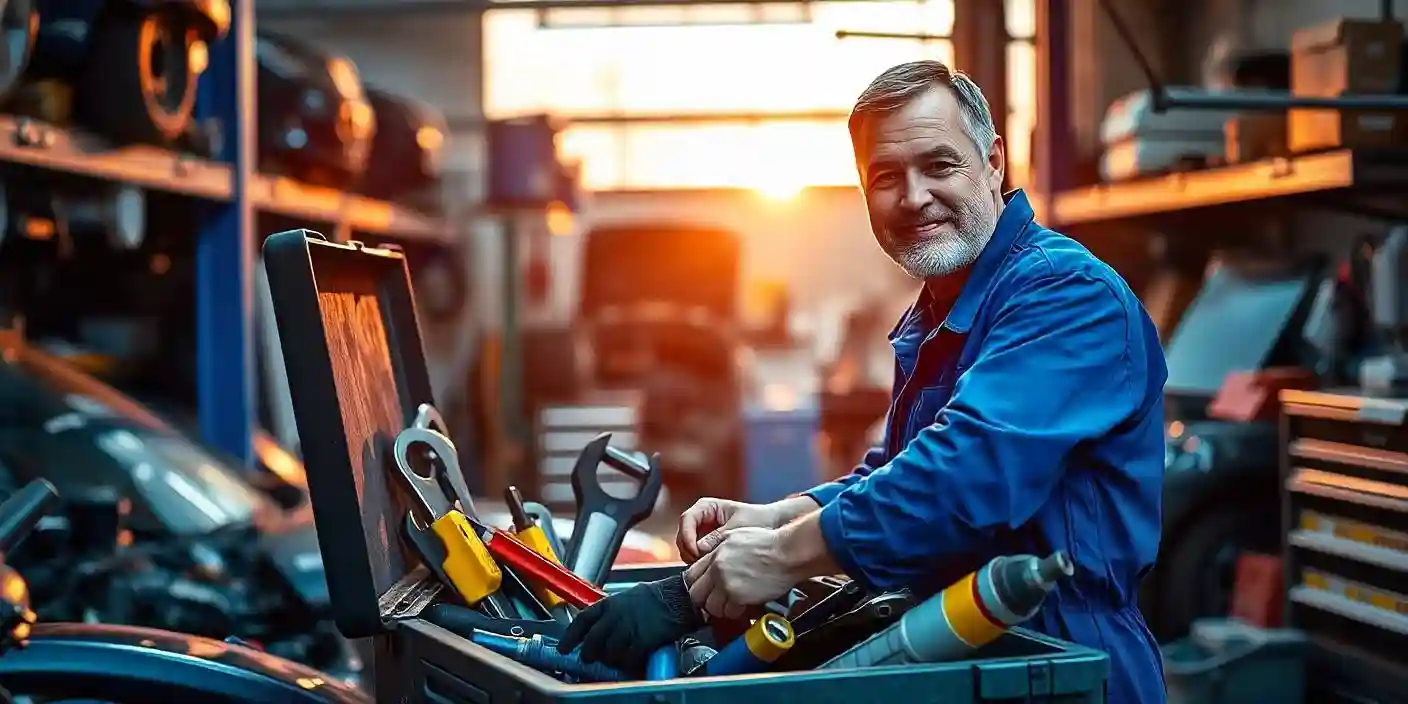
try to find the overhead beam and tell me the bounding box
[258,0,874,20]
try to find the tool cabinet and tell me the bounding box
[1280,389,1408,703]
[262,229,1110,704]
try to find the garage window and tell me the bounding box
[484,0,1035,191]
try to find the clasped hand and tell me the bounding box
[684,526,798,620]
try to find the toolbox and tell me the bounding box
[1280,389,1408,704]
[262,229,1112,703]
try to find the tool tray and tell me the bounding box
[262,230,1111,703]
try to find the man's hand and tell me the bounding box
[676,496,818,564]
[684,527,799,619]
[684,511,842,620]
[555,575,701,672]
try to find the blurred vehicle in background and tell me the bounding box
[0,328,361,683]
[568,223,746,505]
[1142,255,1324,641]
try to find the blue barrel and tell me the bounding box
[486,116,561,208]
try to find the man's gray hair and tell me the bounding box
[848,60,998,154]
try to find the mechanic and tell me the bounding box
[559,60,1167,704]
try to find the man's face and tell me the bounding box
[857,85,1005,280]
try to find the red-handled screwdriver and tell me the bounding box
[462,514,607,608]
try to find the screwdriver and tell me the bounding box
[470,630,626,683]
[460,511,607,609]
[703,614,796,676]
[505,486,574,623]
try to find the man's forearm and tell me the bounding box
[774,510,841,580]
[770,495,824,528]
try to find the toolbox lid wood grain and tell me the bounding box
[263,229,444,640]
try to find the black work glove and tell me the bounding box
[556,574,702,672]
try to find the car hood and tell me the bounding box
[255,504,330,610]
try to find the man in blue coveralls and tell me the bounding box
[559,60,1167,703]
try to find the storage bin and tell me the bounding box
[1163,619,1307,704]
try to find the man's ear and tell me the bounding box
[986,135,1006,190]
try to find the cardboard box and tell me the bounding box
[1288,108,1398,152]
[1225,114,1288,163]
[1291,18,1403,96]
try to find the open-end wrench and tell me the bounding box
[563,433,664,586]
[412,403,478,518]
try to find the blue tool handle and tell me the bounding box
[646,646,679,680]
[471,630,627,682]
[702,635,769,676]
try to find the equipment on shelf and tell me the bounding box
[0,0,37,103]
[29,0,230,146]
[1359,226,1408,392]
[359,86,446,210]
[255,32,375,190]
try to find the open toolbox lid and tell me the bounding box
[263,229,447,638]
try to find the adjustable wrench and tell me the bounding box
[563,433,663,586]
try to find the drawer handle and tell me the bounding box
[1290,468,1408,509]
[1291,439,1408,475]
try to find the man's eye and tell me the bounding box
[871,173,898,187]
[926,162,956,175]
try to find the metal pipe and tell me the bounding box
[1162,92,1408,112]
[835,30,951,41]
[259,0,876,19]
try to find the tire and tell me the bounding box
[1150,502,1280,641]
[77,11,198,145]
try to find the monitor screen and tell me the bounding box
[1163,264,1314,397]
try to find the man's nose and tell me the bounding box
[899,175,932,211]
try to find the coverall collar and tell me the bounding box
[922,188,1036,335]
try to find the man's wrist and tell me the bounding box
[772,510,840,580]
[768,495,823,529]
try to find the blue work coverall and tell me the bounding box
[807,190,1167,704]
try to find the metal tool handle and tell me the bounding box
[392,427,457,519]
[0,480,58,554]
[564,433,664,586]
[412,405,477,517]
[602,445,650,481]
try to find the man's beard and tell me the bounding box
[881,202,993,280]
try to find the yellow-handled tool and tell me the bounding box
[394,427,511,616]
[506,486,573,622]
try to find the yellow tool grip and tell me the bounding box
[515,525,567,608]
[430,511,502,605]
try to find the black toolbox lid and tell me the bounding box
[263,230,443,638]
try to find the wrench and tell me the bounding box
[412,403,477,518]
[563,433,663,586]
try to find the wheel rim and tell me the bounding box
[139,15,193,123]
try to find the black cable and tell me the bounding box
[1093,0,1166,108]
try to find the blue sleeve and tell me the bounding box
[805,445,887,505]
[818,272,1146,591]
